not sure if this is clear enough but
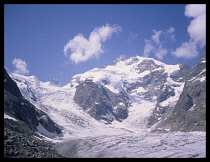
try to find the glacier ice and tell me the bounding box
[54,131,206,158]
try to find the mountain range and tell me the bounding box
[4,48,206,158]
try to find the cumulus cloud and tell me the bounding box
[12,58,29,75]
[63,24,121,64]
[172,4,206,58]
[172,41,198,59]
[187,14,206,47]
[185,4,206,18]
[186,4,206,46]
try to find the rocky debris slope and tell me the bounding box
[4,119,64,158]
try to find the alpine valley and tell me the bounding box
[4,48,206,158]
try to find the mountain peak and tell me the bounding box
[112,55,129,65]
[48,77,62,87]
[114,55,167,67]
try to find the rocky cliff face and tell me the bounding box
[147,63,191,128]
[74,79,129,123]
[151,48,206,132]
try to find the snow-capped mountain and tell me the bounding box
[8,54,196,134]
[6,48,206,135]
[5,49,206,158]
[70,56,190,131]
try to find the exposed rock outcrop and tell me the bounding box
[74,80,129,123]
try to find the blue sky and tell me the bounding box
[4,4,206,85]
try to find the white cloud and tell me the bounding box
[187,14,206,46]
[172,41,198,59]
[186,4,206,47]
[169,34,175,42]
[143,27,172,59]
[172,4,206,59]
[143,39,154,57]
[185,4,206,18]
[63,24,121,64]
[166,27,175,41]
[155,48,168,60]
[151,30,162,45]
[128,33,138,43]
[166,27,175,33]
[12,58,29,75]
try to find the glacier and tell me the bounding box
[54,131,206,158]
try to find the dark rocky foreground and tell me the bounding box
[4,119,64,158]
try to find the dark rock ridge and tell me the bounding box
[4,68,23,98]
[4,68,62,134]
[74,79,130,123]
